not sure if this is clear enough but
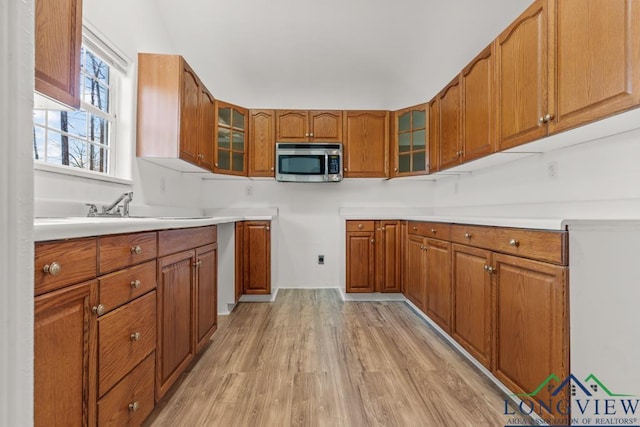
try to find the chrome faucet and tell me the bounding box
[86,191,133,217]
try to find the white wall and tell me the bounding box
[433,128,640,219]
[202,179,435,288]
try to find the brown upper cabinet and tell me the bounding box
[215,100,248,176]
[547,0,640,134]
[461,44,496,162]
[34,0,83,108]
[343,110,390,178]
[437,76,463,171]
[391,104,429,177]
[137,54,217,172]
[248,109,276,177]
[428,98,440,173]
[276,110,343,142]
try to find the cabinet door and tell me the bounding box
[343,111,389,178]
[496,0,549,150]
[179,64,201,165]
[462,44,496,162]
[248,110,276,177]
[34,0,82,108]
[493,253,568,422]
[404,235,426,310]
[425,239,452,333]
[346,231,375,293]
[196,244,218,353]
[198,88,216,171]
[451,244,492,369]
[428,98,440,173]
[156,250,196,401]
[309,111,342,142]
[549,0,640,134]
[215,101,248,176]
[276,110,309,141]
[243,221,271,295]
[393,105,429,177]
[376,220,401,292]
[35,280,97,427]
[438,77,462,170]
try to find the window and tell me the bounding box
[33,38,123,176]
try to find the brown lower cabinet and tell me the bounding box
[346,220,401,293]
[235,221,271,297]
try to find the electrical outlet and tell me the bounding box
[318,255,324,265]
[547,161,558,179]
[246,185,253,196]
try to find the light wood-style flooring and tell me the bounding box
[145,289,510,426]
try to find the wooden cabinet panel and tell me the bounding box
[98,260,157,314]
[98,232,157,274]
[425,239,452,332]
[346,231,376,293]
[248,109,276,177]
[451,224,568,265]
[97,352,155,427]
[214,100,248,176]
[404,234,427,310]
[462,44,496,162]
[158,226,217,257]
[98,291,156,397]
[343,111,389,177]
[392,104,429,177]
[493,253,568,422]
[243,221,271,295]
[451,244,493,369]
[428,98,440,173]
[276,110,309,141]
[310,111,343,142]
[156,250,196,401]
[548,0,640,134]
[376,220,401,292]
[34,0,82,108]
[407,221,451,240]
[35,237,97,296]
[196,244,218,352]
[179,64,201,165]
[496,0,549,150]
[346,220,375,232]
[438,76,462,170]
[35,280,97,427]
[198,89,216,171]
[235,223,244,303]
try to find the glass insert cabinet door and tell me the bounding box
[394,104,429,176]
[215,100,247,175]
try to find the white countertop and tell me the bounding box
[34,215,274,241]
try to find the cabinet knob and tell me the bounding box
[394,168,398,172]
[130,332,141,342]
[412,226,417,231]
[131,246,142,255]
[128,402,139,412]
[305,133,309,137]
[92,304,105,316]
[420,245,425,250]
[215,163,219,167]
[130,280,141,289]
[192,260,202,267]
[266,226,270,231]
[309,133,314,137]
[358,223,363,229]
[42,261,61,276]
[509,239,520,247]
[381,226,385,231]
[270,167,274,171]
[539,116,546,124]
[464,233,472,240]
[430,228,436,234]
[544,113,554,122]
[344,167,348,172]
[370,239,375,244]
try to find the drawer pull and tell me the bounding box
[130,280,141,289]
[131,246,142,255]
[509,239,520,247]
[412,226,418,231]
[192,260,202,268]
[484,265,496,274]
[370,239,375,244]
[128,402,139,412]
[92,304,105,316]
[358,223,363,229]
[430,229,436,234]
[42,262,61,276]
[130,332,141,342]
[266,226,270,231]
[464,233,472,240]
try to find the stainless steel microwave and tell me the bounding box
[275,143,343,182]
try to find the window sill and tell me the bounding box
[34,161,133,186]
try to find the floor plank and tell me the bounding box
[144,289,510,426]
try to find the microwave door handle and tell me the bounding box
[324,153,329,181]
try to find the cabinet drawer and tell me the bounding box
[158,226,217,257]
[408,221,451,240]
[99,232,157,274]
[97,352,155,427]
[451,224,568,265]
[346,220,375,232]
[98,291,156,397]
[98,260,157,314]
[35,238,97,295]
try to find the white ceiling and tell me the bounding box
[155,0,531,110]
